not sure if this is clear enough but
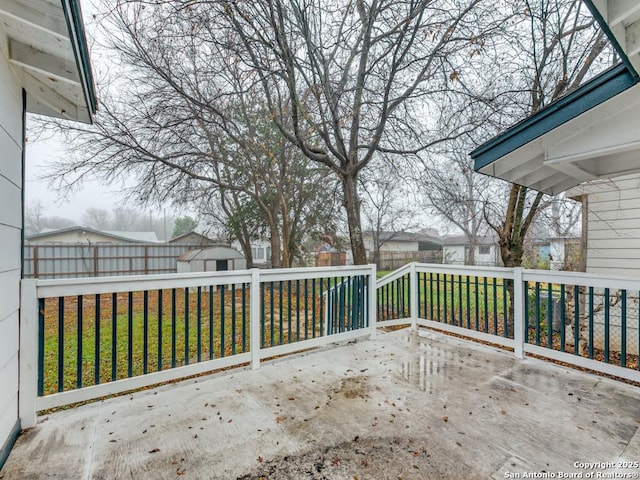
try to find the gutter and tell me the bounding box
[61,0,98,121]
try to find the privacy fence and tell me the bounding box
[17,263,640,430]
[23,243,204,278]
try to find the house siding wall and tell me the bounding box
[0,49,23,460]
[443,245,499,267]
[585,174,640,276]
[362,236,419,252]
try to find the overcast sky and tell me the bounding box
[24,132,126,222]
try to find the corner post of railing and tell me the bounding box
[19,279,39,428]
[513,267,526,359]
[368,264,377,339]
[250,269,261,370]
[410,262,418,332]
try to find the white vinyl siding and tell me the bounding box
[584,174,640,276]
[0,51,22,451]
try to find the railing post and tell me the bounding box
[513,267,526,359]
[368,264,377,339]
[19,279,39,428]
[410,263,418,332]
[250,269,261,370]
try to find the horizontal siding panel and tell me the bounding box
[0,59,22,146]
[586,248,640,260]
[0,395,18,451]
[589,218,640,231]
[576,174,640,196]
[0,270,20,324]
[0,224,21,274]
[588,228,640,240]
[587,202,640,217]
[587,259,640,274]
[589,189,640,204]
[0,312,18,375]
[0,177,21,228]
[589,238,640,250]
[586,266,640,277]
[0,353,18,421]
[0,129,21,187]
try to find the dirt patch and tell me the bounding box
[237,436,474,480]
[337,376,370,399]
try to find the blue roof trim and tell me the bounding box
[582,0,639,80]
[62,0,98,119]
[471,64,637,171]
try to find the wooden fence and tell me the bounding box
[23,243,204,279]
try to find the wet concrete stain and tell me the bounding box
[237,436,475,480]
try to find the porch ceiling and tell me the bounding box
[0,0,96,123]
[471,65,640,195]
[2,329,640,479]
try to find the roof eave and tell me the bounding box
[470,64,637,172]
[62,0,97,121]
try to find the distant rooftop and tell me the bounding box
[364,231,443,245]
[27,226,161,244]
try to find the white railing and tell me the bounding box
[379,263,640,385]
[18,261,640,433]
[19,265,376,427]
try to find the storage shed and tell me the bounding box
[177,247,246,273]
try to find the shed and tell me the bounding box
[177,247,246,274]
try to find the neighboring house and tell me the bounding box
[26,226,160,244]
[362,231,442,253]
[548,236,582,271]
[362,231,443,269]
[168,231,226,247]
[442,235,501,267]
[231,239,272,267]
[567,173,640,276]
[0,0,96,468]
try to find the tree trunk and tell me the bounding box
[268,226,282,268]
[238,240,254,269]
[467,241,476,265]
[343,173,367,265]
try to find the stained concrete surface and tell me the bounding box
[2,328,640,479]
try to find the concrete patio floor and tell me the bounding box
[2,328,640,480]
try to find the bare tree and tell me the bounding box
[218,0,505,264]
[419,138,494,265]
[482,0,610,269]
[44,1,338,268]
[24,201,75,235]
[360,158,418,267]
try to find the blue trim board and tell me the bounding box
[471,64,637,171]
[0,420,21,471]
[61,0,98,117]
